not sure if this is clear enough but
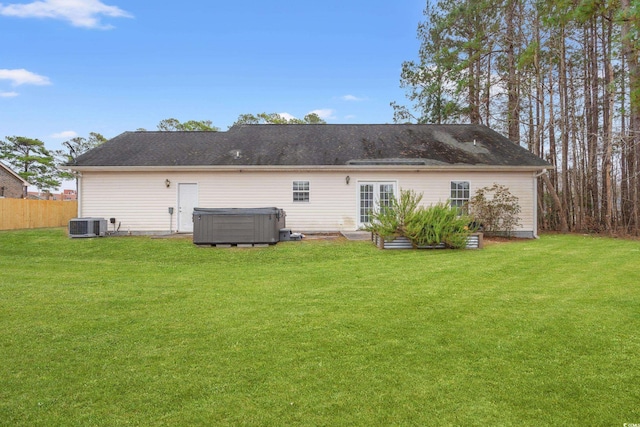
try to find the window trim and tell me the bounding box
[292,180,310,203]
[450,180,470,212]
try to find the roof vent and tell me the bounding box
[230,149,242,159]
[346,158,428,166]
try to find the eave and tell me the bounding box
[65,164,554,173]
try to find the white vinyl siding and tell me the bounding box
[78,170,538,236]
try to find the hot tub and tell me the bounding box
[192,207,286,245]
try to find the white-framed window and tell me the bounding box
[358,181,397,225]
[293,181,310,202]
[450,181,470,211]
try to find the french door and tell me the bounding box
[358,181,397,227]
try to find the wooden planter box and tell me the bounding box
[373,233,483,250]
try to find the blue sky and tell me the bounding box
[1,0,425,153]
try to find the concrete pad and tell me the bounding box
[341,231,372,241]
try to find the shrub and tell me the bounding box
[404,202,473,249]
[363,189,422,240]
[365,189,473,249]
[468,183,521,237]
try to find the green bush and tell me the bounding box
[365,189,473,249]
[404,202,473,248]
[363,188,421,240]
[468,183,521,237]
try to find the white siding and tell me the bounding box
[79,170,539,236]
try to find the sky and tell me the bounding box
[1,0,425,156]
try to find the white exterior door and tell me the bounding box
[177,183,198,232]
[357,181,397,228]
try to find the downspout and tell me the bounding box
[77,172,83,218]
[533,170,547,239]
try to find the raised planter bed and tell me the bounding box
[372,233,483,250]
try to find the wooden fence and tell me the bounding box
[0,199,78,230]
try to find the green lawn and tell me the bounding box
[1,229,639,426]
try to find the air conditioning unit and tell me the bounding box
[69,218,108,238]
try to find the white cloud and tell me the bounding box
[278,112,296,121]
[275,110,337,122]
[341,94,366,102]
[0,91,19,97]
[51,130,78,139]
[309,109,336,120]
[0,68,51,86]
[0,0,133,29]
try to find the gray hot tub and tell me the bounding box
[192,207,286,245]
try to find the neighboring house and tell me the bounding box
[67,124,552,237]
[0,161,28,198]
[27,189,77,201]
[60,189,78,201]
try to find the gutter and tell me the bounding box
[64,164,554,173]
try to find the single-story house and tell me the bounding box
[67,124,552,237]
[0,161,29,198]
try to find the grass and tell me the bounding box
[1,228,639,426]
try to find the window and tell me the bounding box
[450,181,470,212]
[293,181,310,202]
[379,184,395,208]
[359,184,374,224]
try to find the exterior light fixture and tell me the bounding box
[165,179,171,188]
[345,176,350,185]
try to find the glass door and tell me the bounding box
[358,182,396,227]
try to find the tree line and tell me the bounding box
[0,113,325,194]
[393,0,640,235]
[0,133,107,194]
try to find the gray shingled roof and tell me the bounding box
[70,124,550,168]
